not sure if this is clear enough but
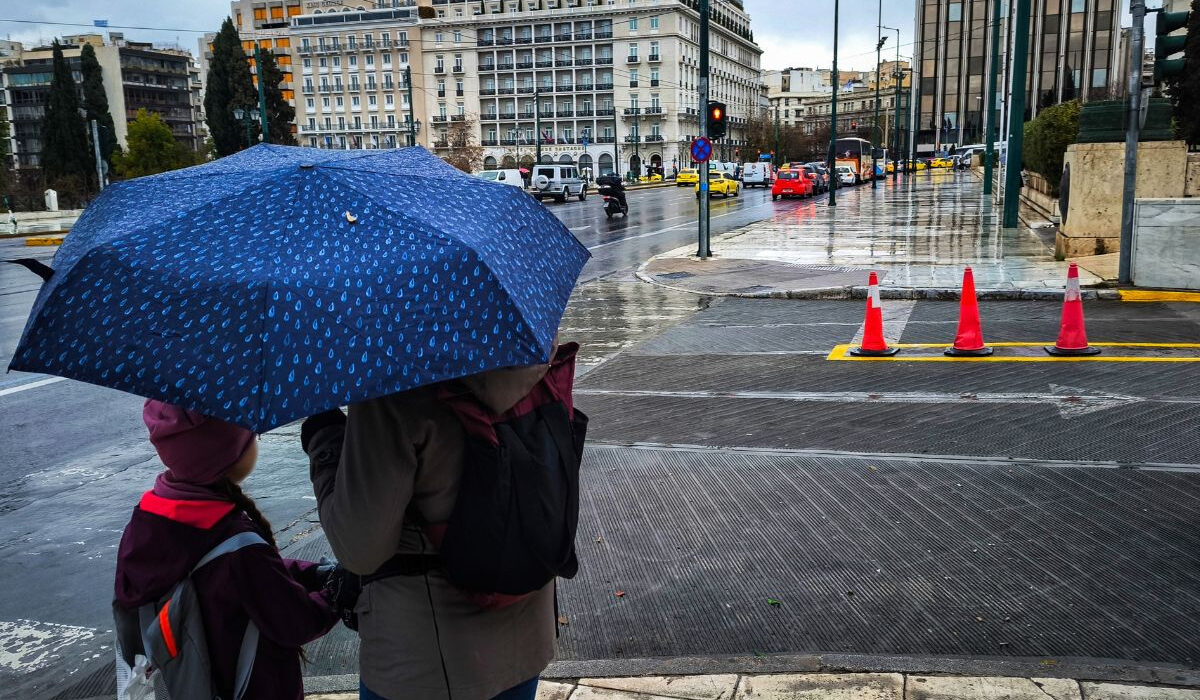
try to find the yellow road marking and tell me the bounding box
[827,342,1200,362]
[1118,290,1200,303]
[24,237,64,247]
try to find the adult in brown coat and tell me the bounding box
[303,361,556,700]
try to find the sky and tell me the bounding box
[0,0,1141,71]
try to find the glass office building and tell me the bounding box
[913,0,1120,153]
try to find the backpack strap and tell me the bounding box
[193,531,268,699]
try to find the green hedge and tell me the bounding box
[1022,100,1081,196]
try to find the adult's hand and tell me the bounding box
[300,408,346,455]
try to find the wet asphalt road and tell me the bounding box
[0,179,808,697]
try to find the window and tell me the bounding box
[366,54,374,66]
[1071,0,1085,10]
[650,16,659,29]
[352,96,361,108]
[349,55,357,67]
[629,17,638,29]
[948,2,962,21]
[454,30,462,43]
[435,32,444,44]
[336,96,344,107]
[629,43,638,58]
[385,93,395,107]
[383,53,392,66]
[322,97,330,108]
[319,57,327,68]
[332,56,340,68]
[306,98,315,110]
[307,118,316,129]
[303,58,312,70]
[369,94,378,107]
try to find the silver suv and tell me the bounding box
[530,164,587,203]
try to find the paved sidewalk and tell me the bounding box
[639,172,1109,299]
[308,672,1200,699]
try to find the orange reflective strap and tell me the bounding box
[157,600,179,658]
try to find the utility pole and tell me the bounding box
[882,26,899,183]
[1001,0,1031,228]
[697,0,711,258]
[90,119,104,191]
[534,88,542,164]
[871,0,882,189]
[828,0,839,206]
[774,107,780,167]
[983,0,1002,196]
[254,45,269,142]
[1118,0,1146,284]
[406,66,416,146]
[633,111,640,180]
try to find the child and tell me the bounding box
[115,400,337,699]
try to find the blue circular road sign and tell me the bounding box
[690,136,713,163]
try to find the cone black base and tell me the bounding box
[944,346,994,357]
[1045,345,1102,356]
[850,346,900,357]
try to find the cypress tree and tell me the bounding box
[205,18,258,155]
[41,41,93,185]
[80,44,118,169]
[258,50,296,145]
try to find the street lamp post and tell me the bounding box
[233,107,253,148]
[871,0,884,189]
[882,27,901,182]
[828,0,839,207]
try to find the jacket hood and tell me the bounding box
[114,492,238,607]
[460,343,556,415]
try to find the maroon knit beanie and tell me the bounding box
[143,399,255,485]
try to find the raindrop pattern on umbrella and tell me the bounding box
[12,145,589,432]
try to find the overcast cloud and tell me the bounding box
[1,0,1137,71]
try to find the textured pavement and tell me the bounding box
[640,171,1107,296]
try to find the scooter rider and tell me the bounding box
[596,172,627,211]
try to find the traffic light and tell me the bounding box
[707,101,727,139]
[1155,9,1190,82]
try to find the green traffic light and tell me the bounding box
[1157,9,1190,36]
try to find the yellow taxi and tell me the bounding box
[931,157,954,169]
[696,172,740,198]
[639,173,664,183]
[675,168,699,186]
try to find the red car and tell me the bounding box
[771,169,812,200]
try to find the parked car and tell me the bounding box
[800,164,826,193]
[930,157,955,169]
[530,164,587,202]
[696,172,741,198]
[835,165,857,186]
[741,162,772,188]
[806,163,831,192]
[476,169,526,188]
[676,168,699,186]
[771,169,812,200]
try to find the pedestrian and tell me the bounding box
[301,344,584,700]
[114,400,339,700]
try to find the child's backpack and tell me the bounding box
[113,531,267,700]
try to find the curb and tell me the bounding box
[24,236,65,247]
[300,652,1200,694]
[634,263,1120,302]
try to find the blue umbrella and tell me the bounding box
[11,145,590,431]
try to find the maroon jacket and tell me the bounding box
[114,490,337,699]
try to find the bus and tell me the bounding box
[833,137,874,184]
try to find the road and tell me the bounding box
[0,178,806,698]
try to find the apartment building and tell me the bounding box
[913,0,1121,153]
[427,0,763,176]
[802,85,911,155]
[764,68,831,130]
[2,33,203,168]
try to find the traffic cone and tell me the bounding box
[945,267,993,356]
[1046,263,1101,356]
[850,271,899,356]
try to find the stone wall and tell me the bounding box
[1057,141,1188,258]
[1131,198,1200,290]
[1020,172,1060,224]
[1187,152,1200,198]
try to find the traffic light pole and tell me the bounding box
[871,1,882,190]
[1001,0,1031,229]
[406,66,416,146]
[828,0,839,207]
[535,88,542,164]
[1118,0,1147,284]
[697,0,711,259]
[983,0,1002,196]
[255,46,269,143]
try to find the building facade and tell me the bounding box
[764,67,831,129]
[424,0,763,177]
[2,33,203,168]
[913,0,1121,153]
[802,84,910,153]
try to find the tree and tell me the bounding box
[80,43,118,170]
[114,109,202,178]
[442,117,484,173]
[1173,0,1200,146]
[205,18,258,156]
[1022,99,1080,196]
[257,50,296,145]
[41,41,93,186]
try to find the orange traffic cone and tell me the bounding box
[850,271,899,356]
[1046,263,1101,356]
[945,267,993,356]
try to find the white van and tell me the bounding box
[477,169,525,188]
[741,162,770,188]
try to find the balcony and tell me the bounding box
[577,83,594,91]
[648,54,661,62]
[496,37,514,45]
[437,91,447,98]
[595,30,613,39]
[623,107,641,115]
[434,66,446,74]
[575,58,593,66]
[481,88,496,95]
[516,36,533,44]
[517,86,535,94]
[431,115,449,124]
[575,32,593,40]
[517,61,534,69]
[650,79,660,86]
[645,134,665,142]
[539,111,555,119]
[498,63,515,70]
[557,109,574,117]
[595,82,614,90]
[497,87,515,95]
[556,59,572,67]
[556,84,574,92]
[478,38,495,46]
[480,62,496,71]
[595,135,616,143]
[519,111,536,119]
[482,113,499,121]
[481,139,498,146]
[555,34,573,42]
[501,138,518,145]
[596,57,613,65]
[500,112,516,120]
[595,108,615,116]
[576,109,594,117]
[626,55,640,63]
[628,80,638,87]
[536,59,554,68]
[452,64,464,73]
[624,135,641,143]
[536,35,553,43]
[451,114,466,122]
[643,107,664,115]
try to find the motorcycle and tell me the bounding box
[601,193,628,218]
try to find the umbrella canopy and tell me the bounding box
[11,145,589,431]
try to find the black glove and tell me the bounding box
[301,408,346,454]
[321,565,363,632]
